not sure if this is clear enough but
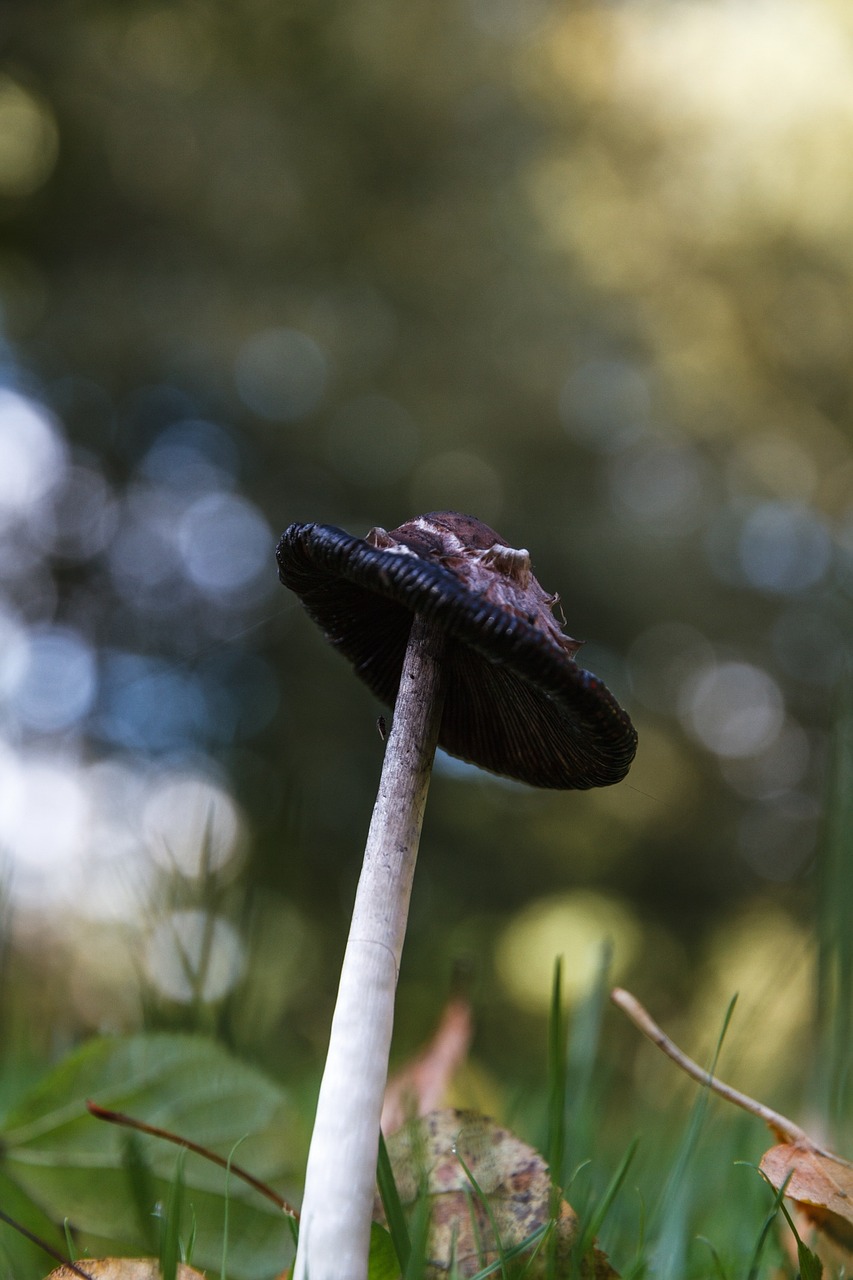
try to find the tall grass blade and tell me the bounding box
[573,1136,638,1269]
[649,995,737,1280]
[814,676,853,1148]
[547,957,566,1206]
[160,1146,187,1280]
[377,1129,411,1271]
[403,1186,432,1280]
[695,1234,729,1280]
[121,1130,159,1256]
[745,1170,791,1280]
[466,1224,551,1280]
[564,942,612,1174]
[779,1201,823,1280]
[221,1136,248,1280]
[455,1150,508,1280]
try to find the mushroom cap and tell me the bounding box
[276,512,637,789]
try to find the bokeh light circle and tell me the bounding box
[680,661,785,758]
[10,626,98,732]
[737,792,819,882]
[235,327,329,421]
[0,76,59,198]
[143,910,245,1003]
[177,491,272,594]
[495,891,640,1010]
[737,501,832,593]
[142,772,243,876]
[608,438,708,531]
[0,389,67,521]
[34,462,118,561]
[627,621,715,715]
[138,419,240,492]
[0,750,90,905]
[559,357,651,450]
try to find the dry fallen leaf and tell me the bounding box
[374,1108,618,1278]
[760,1143,853,1270]
[381,996,473,1136]
[44,1262,206,1280]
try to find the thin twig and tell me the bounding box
[610,987,837,1158]
[86,1100,299,1217]
[0,1207,94,1278]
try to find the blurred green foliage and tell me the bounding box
[0,1034,299,1278]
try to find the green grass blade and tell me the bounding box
[695,1235,729,1280]
[745,1170,792,1280]
[547,955,566,1214]
[160,1146,187,1280]
[574,1136,638,1266]
[184,1204,197,1269]
[62,1218,75,1262]
[779,1201,823,1280]
[466,1224,551,1279]
[564,942,612,1174]
[455,1150,508,1280]
[650,995,738,1280]
[221,1136,249,1280]
[121,1129,159,1256]
[813,676,853,1147]
[377,1128,411,1272]
[403,1186,432,1280]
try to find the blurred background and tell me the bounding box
[0,0,851,1127]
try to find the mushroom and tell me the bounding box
[276,511,637,1280]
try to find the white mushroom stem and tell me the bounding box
[294,611,447,1280]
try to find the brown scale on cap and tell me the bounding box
[367,514,581,661]
[277,511,637,789]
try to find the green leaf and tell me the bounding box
[0,1167,70,1279]
[369,1221,402,1280]
[377,1129,411,1271]
[779,1200,823,1280]
[797,1237,824,1280]
[1,1032,301,1280]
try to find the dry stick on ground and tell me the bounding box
[611,986,847,1161]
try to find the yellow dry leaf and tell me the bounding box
[44,1261,206,1280]
[382,997,474,1136]
[761,1142,853,1269]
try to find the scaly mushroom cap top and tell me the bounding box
[276,512,637,789]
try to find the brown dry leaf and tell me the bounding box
[44,1262,206,1280]
[761,1142,853,1270]
[381,997,474,1136]
[374,1108,618,1278]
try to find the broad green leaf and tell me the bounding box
[368,1222,401,1280]
[797,1238,824,1280]
[1,1033,301,1280]
[0,1166,69,1279]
